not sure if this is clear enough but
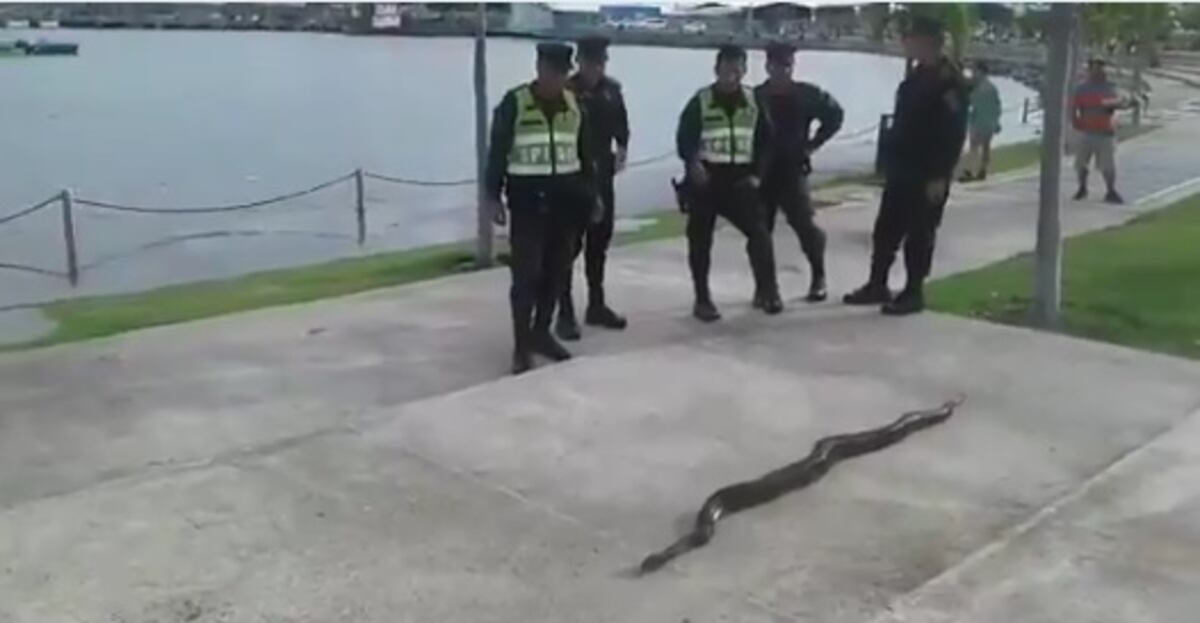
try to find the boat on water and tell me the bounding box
[24,40,79,56]
[0,39,79,56]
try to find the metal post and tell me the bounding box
[1022,97,1030,124]
[1033,4,1075,329]
[60,189,79,286]
[354,168,366,246]
[473,2,493,268]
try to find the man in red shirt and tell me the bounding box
[1072,59,1127,204]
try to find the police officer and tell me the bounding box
[555,35,630,341]
[676,44,781,322]
[755,41,844,303]
[486,43,599,374]
[843,16,968,316]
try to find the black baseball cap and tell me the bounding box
[537,42,573,72]
[904,15,945,41]
[765,41,797,64]
[716,44,747,64]
[576,36,610,62]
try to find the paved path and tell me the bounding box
[2,118,1200,622]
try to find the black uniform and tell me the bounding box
[676,85,779,318]
[754,79,843,298]
[557,71,630,334]
[486,79,597,372]
[845,56,969,314]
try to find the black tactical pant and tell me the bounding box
[760,168,826,279]
[508,186,586,353]
[868,177,948,291]
[561,168,616,313]
[687,174,778,302]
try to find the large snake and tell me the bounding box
[638,395,965,576]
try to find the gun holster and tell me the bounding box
[671,177,691,214]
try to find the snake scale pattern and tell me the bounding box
[638,395,966,576]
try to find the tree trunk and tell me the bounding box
[1132,45,1145,126]
[1033,3,1075,328]
[473,3,492,268]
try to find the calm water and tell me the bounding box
[0,29,1036,310]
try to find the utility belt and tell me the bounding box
[506,174,587,211]
[672,163,758,214]
[768,156,813,177]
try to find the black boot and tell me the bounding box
[805,273,828,303]
[753,290,784,315]
[530,330,572,362]
[693,298,721,323]
[584,287,627,330]
[511,349,534,375]
[555,296,581,342]
[1104,189,1125,205]
[881,287,925,316]
[511,314,535,375]
[843,282,892,305]
[1073,186,1088,201]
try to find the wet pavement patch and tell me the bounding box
[0,307,54,347]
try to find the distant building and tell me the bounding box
[508,2,554,33]
[372,3,401,31]
[600,5,662,24]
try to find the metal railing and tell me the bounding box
[0,150,687,290]
[4,103,1054,295]
[2,98,1052,296]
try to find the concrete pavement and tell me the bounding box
[2,117,1200,621]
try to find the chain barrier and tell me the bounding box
[0,261,63,279]
[0,194,58,226]
[832,123,880,143]
[364,171,475,187]
[624,149,676,169]
[74,172,355,215]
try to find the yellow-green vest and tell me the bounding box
[507,84,582,177]
[698,86,757,165]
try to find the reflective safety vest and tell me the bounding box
[507,84,582,177]
[698,86,758,165]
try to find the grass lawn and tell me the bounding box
[928,191,1200,361]
[9,209,691,350]
[15,243,478,350]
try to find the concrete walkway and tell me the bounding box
[2,117,1200,622]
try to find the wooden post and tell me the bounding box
[473,2,493,268]
[354,168,366,246]
[1033,4,1075,329]
[60,189,79,286]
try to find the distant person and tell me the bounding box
[1072,58,1127,204]
[960,60,1002,182]
[555,36,630,342]
[675,44,781,322]
[843,16,969,316]
[754,41,844,303]
[485,43,599,374]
